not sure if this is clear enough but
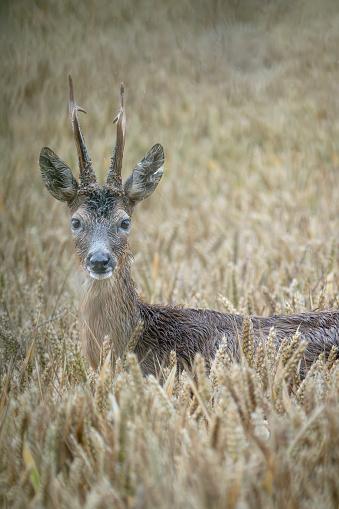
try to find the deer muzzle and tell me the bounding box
[86,251,116,279]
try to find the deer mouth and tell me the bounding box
[88,269,114,280]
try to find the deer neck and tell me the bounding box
[77,259,140,368]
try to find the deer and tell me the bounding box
[39,76,339,377]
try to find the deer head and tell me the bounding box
[39,76,164,280]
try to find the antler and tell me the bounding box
[68,75,97,187]
[106,83,126,189]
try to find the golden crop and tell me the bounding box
[1,0,339,507]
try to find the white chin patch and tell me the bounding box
[88,270,113,280]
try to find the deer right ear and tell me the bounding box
[39,147,78,202]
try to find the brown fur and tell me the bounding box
[39,79,339,377]
[78,254,339,375]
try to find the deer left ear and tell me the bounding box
[39,147,79,202]
[123,144,164,202]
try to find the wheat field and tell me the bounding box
[1,0,339,507]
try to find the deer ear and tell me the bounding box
[123,144,164,202]
[39,147,78,202]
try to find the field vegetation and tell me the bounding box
[1,0,339,506]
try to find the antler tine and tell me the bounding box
[106,82,126,189]
[68,75,97,187]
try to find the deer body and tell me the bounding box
[80,261,339,375]
[40,77,339,375]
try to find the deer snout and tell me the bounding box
[86,251,116,279]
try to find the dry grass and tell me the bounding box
[1,0,339,506]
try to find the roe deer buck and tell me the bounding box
[39,76,339,376]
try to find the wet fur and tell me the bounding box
[53,188,339,376]
[40,109,339,377]
[78,244,339,376]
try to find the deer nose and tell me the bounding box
[88,252,114,273]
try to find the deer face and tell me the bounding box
[39,144,164,280]
[70,192,133,279]
[39,77,164,280]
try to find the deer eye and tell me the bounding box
[120,218,131,231]
[71,218,82,230]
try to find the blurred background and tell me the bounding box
[1,0,339,326]
[2,4,339,504]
